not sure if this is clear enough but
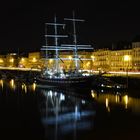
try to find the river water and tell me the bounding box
[0,79,140,140]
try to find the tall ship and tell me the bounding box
[37,12,95,88]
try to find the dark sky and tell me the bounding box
[0,0,140,53]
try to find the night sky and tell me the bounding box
[0,0,140,54]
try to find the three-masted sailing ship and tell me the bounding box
[37,12,94,87]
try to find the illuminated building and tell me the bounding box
[6,53,18,67]
[19,43,140,72]
[0,55,6,67]
[1,41,140,72]
[28,52,41,68]
[18,57,28,68]
[132,42,140,71]
[91,49,110,72]
[59,51,93,71]
[110,49,132,71]
[91,42,140,72]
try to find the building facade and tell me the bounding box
[1,41,140,72]
[132,42,140,71]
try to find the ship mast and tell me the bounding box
[41,13,93,74]
[41,15,67,73]
[64,11,92,72]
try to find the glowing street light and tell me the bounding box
[124,55,131,62]
[9,58,14,63]
[32,57,37,62]
[91,55,95,61]
[123,55,131,89]
[0,59,4,63]
[69,56,72,60]
[9,58,14,67]
[49,59,53,63]
[21,58,25,62]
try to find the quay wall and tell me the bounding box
[0,69,40,81]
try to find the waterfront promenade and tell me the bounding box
[0,66,41,72]
[105,71,140,78]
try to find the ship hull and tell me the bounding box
[36,75,94,88]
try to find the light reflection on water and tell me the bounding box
[0,78,37,93]
[90,90,140,114]
[0,79,3,89]
[10,79,16,90]
[1,78,140,140]
[0,78,43,140]
[38,87,140,140]
[39,89,95,140]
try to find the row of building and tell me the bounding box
[0,41,140,72]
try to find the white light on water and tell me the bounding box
[48,90,53,97]
[60,94,65,101]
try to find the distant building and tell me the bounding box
[1,40,140,72]
[110,49,132,71]
[132,41,140,71]
[0,55,6,67]
[92,49,110,72]
[18,57,28,68]
[6,53,18,67]
[92,42,140,72]
[59,51,92,71]
[28,52,41,68]
[24,43,140,72]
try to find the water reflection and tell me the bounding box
[22,83,27,93]
[38,88,140,140]
[21,82,37,93]
[105,98,110,112]
[39,89,95,140]
[10,79,16,90]
[0,78,37,94]
[124,95,128,109]
[90,89,140,114]
[32,82,36,91]
[0,79,3,89]
[1,78,140,140]
[0,78,44,140]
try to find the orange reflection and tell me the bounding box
[10,79,15,90]
[0,79,3,89]
[106,98,110,112]
[91,90,97,99]
[22,83,27,93]
[124,95,128,109]
[32,82,36,91]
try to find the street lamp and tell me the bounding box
[91,55,95,61]
[9,58,14,67]
[32,57,37,63]
[124,55,131,89]
[69,56,72,60]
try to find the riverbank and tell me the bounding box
[0,69,40,83]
